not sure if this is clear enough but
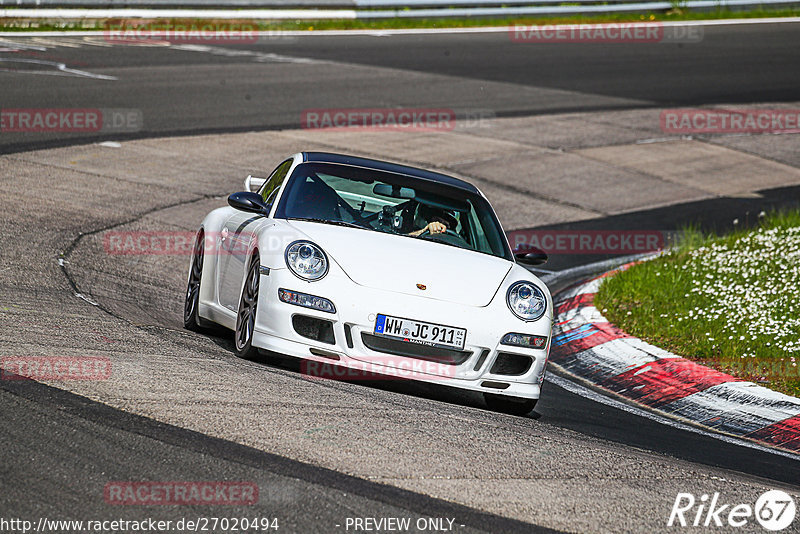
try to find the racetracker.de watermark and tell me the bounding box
[1,108,142,133]
[301,358,457,382]
[1,356,111,381]
[103,231,301,256]
[507,230,665,254]
[661,109,800,134]
[105,231,200,256]
[301,108,457,131]
[103,20,268,44]
[509,22,703,43]
[104,482,259,506]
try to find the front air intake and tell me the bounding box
[490,353,533,376]
[293,315,335,345]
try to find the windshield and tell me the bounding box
[274,162,512,260]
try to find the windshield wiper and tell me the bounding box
[289,217,366,229]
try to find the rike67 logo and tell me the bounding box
[668,490,796,531]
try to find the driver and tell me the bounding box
[408,204,458,237]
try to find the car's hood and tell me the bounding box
[285,220,512,307]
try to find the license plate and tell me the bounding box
[374,314,466,350]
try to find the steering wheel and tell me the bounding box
[419,228,460,239]
[419,228,470,248]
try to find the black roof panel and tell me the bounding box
[302,152,479,194]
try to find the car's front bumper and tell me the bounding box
[251,267,552,399]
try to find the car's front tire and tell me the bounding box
[184,231,209,332]
[484,393,537,416]
[234,251,261,360]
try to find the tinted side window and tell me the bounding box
[260,159,293,203]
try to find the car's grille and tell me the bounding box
[360,333,471,365]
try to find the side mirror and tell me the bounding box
[514,246,548,266]
[244,175,267,193]
[228,191,270,214]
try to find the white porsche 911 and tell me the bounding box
[184,152,552,414]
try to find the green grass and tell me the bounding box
[596,211,800,397]
[1,7,800,32]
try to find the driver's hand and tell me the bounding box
[426,222,446,234]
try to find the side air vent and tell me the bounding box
[473,349,491,371]
[344,324,354,349]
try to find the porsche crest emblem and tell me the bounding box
[416,283,427,290]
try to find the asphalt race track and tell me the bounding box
[1,21,800,533]
[1,21,800,152]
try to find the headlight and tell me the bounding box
[285,241,328,281]
[506,281,547,322]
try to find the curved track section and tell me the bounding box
[2,117,799,532]
[1,26,800,532]
[2,21,800,153]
